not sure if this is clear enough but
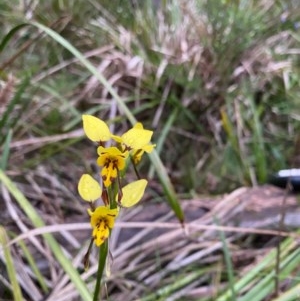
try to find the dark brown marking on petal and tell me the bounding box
[102,189,109,206]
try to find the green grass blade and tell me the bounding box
[273,282,300,301]
[38,83,80,118]
[0,129,12,170]
[140,267,209,301]
[0,23,29,53]
[29,21,184,223]
[248,97,267,183]
[0,76,30,145]
[217,238,295,301]
[238,242,300,301]
[147,108,184,222]
[149,150,184,223]
[16,237,48,293]
[0,226,23,301]
[0,170,92,301]
[149,108,178,179]
[215,216,236,301]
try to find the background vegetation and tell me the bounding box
[1,0,300,300]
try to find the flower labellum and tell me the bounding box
[89,206,118,246]
[97,146,128,187]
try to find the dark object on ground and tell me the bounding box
[269,169,300,192]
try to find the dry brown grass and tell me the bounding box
[2,182,299,300]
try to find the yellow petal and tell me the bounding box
[97,146,125,157]
[110,134,123,144]
[78,174,102,202]
[82,115,111,142]
[134,122,143,129]
[143,144,156,153]
[131,149,144,165]
[90,206,118,227]
[119,179,148,207]
[93,222,109,246]
[101,164,118,187]
[122,128,153,150]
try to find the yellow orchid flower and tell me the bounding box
[97,146,128,187]
[82,115,111,142]
[88,206,118,246]
[118,179,148,207]
[112,123,155,154]
[78,174,102,202]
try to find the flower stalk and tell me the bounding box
[93,240,108,301]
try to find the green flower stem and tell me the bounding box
[93,240,108,301]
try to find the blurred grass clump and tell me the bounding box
[1,0,300,195]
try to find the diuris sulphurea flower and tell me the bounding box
[78,114,155,298]
[111,123,155,162]
[88,206,118,246]
[97,146,128,187]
